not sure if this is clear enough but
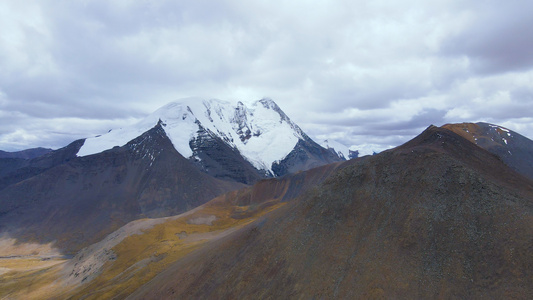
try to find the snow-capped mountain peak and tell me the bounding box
[77,98,310,174]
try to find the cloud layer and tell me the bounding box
[1,0,533,152]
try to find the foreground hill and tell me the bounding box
[130,125,533,299]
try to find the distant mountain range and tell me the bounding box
[0,147,52,159]
[1,105,532,298]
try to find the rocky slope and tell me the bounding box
[128,125,533,299]
[0,156,353,299]
[443,122,533,179]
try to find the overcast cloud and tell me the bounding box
[1,0,532,152]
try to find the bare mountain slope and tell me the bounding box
[129,125,533,299]
[0,156,353,299]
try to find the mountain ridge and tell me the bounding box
[0,147,53,159]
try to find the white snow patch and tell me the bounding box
[153,102,198,158]
[77,101,198,157]
[489,124,510,132]
[180,98,301,172]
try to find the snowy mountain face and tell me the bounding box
[78,98,335,177]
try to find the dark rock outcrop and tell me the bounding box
[188,125,266,184]
[272,138,343,177]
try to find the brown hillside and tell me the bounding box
[130,125,533,299]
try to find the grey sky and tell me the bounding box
[1,0,532,152]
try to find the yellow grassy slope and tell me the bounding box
[0,258,68,299]
[0,196,285,299]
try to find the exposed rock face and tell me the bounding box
[272,139,344,176]
[188,125,266,184]
[129,125,533,299]
[0,123,244,254]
